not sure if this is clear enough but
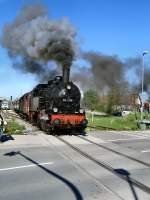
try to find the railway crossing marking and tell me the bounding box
[108,137,148,142]
[0,161,54,171]
[141,149,150,153]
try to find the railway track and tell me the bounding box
[0,110,9,121]
[1,110,22,120]
[56,135,150,195]
[77,135,150,168]
[2,110,150,195]
[2,111,150,169]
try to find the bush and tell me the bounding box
[5,119,25,134]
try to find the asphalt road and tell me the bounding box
[0,145,122,200]
[90,130,150,154]
[1,129,150,199]
[88,130,150,175]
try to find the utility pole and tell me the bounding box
[141,51,148,121]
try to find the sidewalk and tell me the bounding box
[0,131,49,149]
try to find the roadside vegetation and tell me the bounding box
[82,89,150,131]
[86,112,150,131]
[5,119,25,134]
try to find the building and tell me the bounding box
[100,94,141,111]
[0,98,10,110]
[0,97,5,109]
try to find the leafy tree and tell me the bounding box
[82,89,100,111]
[106,82,129,113]
[106,90,114,114]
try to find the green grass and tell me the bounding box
[86,112,150,131]
[5,119,25,134]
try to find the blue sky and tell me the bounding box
[0,0,150,99]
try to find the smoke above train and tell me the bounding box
[1,3,150,97]
[1,3,78,80]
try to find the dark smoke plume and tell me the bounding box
[13,57,58,83]
[1,3,150,99]
[125,57,150,95]
[71,65,95,91]
[83,52,125,93]
[132,66,150,95]
[13,57,44,74]
[1,3,78,81]
[72,52,150,98]
[40,69,59,83]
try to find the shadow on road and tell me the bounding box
[4,151,83,200]
[50,129,87,136]
[114,168,139,200]
[0,134,14,142]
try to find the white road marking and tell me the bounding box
[108,137,147,142]
[109,131,150,138]
[0,162,53,171]
[141,150,150,153]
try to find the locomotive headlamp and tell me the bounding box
[80,109,84,113]
[53,107,58,113]
[4,121,7,125]
[67,85,71,90]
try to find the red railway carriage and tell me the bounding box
[144,103,150,112]
[19,93,30,117]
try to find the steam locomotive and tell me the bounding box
[18,66,88,133]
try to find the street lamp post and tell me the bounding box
[141,51,148,121]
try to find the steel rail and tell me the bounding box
[56,136,150,194]
[78,135,150,168]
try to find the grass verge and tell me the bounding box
[5,119,25,134]
[86,112,150,131]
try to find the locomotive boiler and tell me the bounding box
[18,66,88,133]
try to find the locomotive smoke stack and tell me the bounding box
[63,65,70,84]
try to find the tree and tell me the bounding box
[106,89,115,114]
[82,89,100,111]
[106,82,129,113]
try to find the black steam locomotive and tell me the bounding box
[18,66,88,133]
